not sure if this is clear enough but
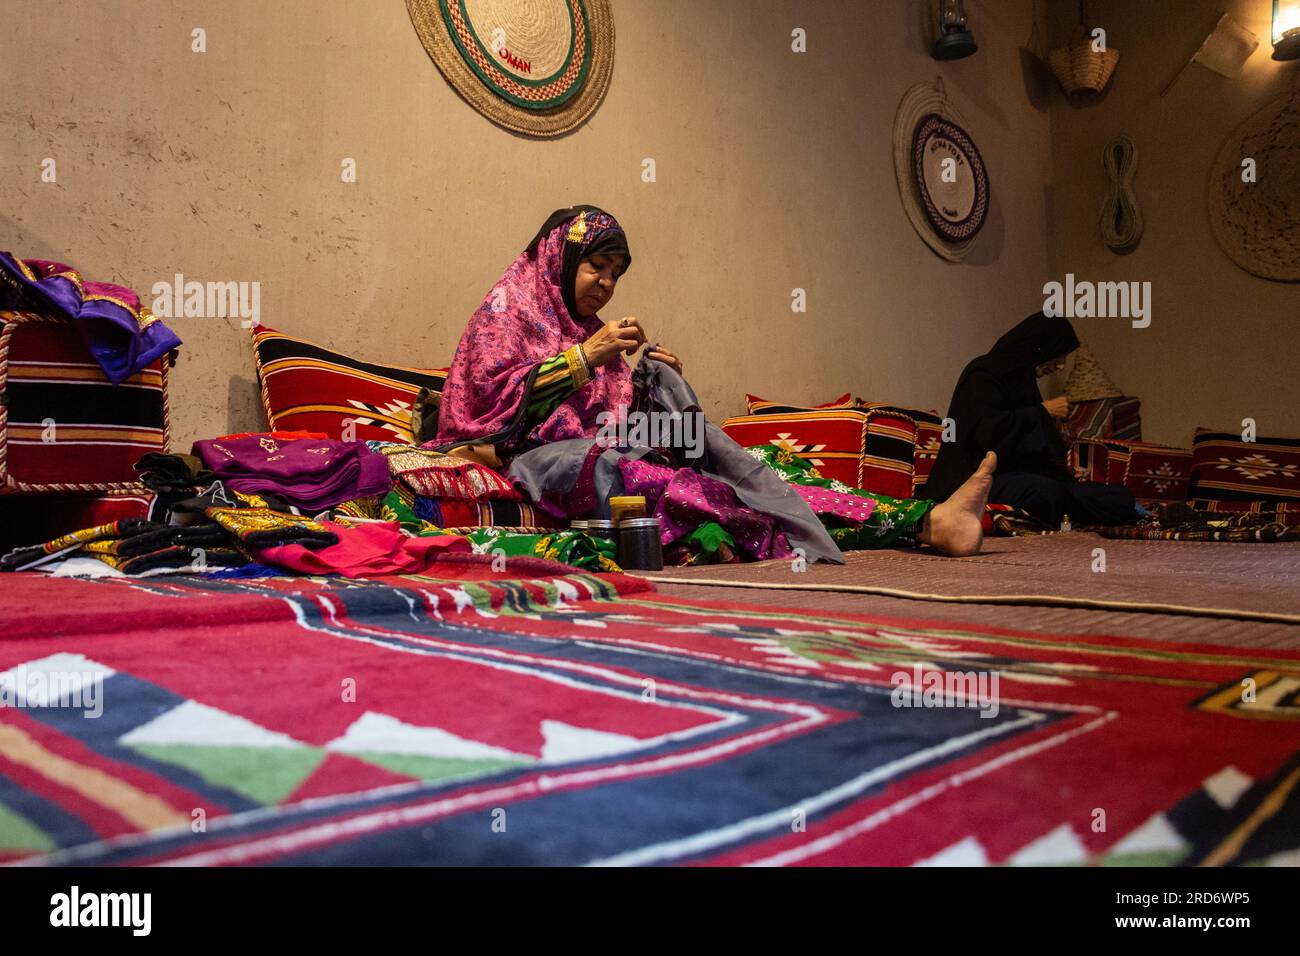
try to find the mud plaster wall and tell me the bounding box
[1,0,1055,452]
[1045,0,1300,446]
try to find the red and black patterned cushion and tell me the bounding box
[722,408,882,491]
[1069,439,1193,505]
[420,498,564,529]
[744,393,855,415]
[724,396,946,500]
[1,311,169,493]
[1058,396,1142,444]
[855,401,944,497]
[1189,429,1300,502]
[252,325,447,443]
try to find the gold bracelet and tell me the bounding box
[564,345,590,388]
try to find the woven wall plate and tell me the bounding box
[893,79,990,261]
[406,0,615,137]
[912,114,989,243]
[1207,84,1300,282]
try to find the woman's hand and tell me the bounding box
[1042,396,1070,419]
[583,317,646,366]
[647,346,683,374]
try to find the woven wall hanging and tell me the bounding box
[1207,82,1300,281]
[1099,134,1143,253]
[406,0,615,137]
[892,78,990,262]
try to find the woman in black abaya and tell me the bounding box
[925,312,1139,527]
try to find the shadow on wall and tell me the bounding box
[0,212,61,267]
[1020,46,1053,112]
[227,373,266,436]
[957,185,1005,268]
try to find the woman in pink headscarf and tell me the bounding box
[434,205,654,452]
[432,206,992,564]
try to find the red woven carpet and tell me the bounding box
[0,567,1296,866]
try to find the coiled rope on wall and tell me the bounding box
[1100,134,1143,252]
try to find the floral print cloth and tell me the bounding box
[332,485,619,572]
[745,445,933,550]
[456,527,620,573]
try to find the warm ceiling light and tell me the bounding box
[1274,0,1300,59]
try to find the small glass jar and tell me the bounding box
[618,517,664,571]
[585,519,618,543]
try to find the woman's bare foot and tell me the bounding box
[918,451,997,557]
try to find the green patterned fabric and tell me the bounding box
[457,527,621,573]
[525,352,581,431]
[680,521,736,564]
[343,487,619,571]
[377,486,432,533]
[745,444,933,550]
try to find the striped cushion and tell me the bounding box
[1059,396,1142,443]
[855,401,944,497]
[252,325,447,443]
[416,498,562,529]
[1189,429,1300,502]
[721,407,919,499]
[744,393,855,415]
[0,311,168,493]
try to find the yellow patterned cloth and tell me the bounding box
[205,507,339,550]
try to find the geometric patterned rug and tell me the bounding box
[1,568,1297,865]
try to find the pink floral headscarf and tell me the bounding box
[433,207,634,450]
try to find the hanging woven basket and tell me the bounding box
[1050,26,1120,94]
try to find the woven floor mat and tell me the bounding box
[650,582,1300,649]
[644,534,1300,625]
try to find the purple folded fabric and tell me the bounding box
[0,252,182,385]
[192,436,392,513]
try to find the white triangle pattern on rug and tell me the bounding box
[735,637,823,669]
[1008,823,1089,866]
[0,653,116,707]
[1203,765,1254,810]
[914,836,989,866]
[539,720,646,763]
[1108,813,1188,857]
[119,699,305,750]
[325,711,530,761]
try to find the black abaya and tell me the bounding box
[925,312,1137,526]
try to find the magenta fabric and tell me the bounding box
[0,252,182,385]
[192,435,392,512]
[792,485,877,523]
[433,210,634,448]
[255,519,470,578]
[618,458,794,560]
